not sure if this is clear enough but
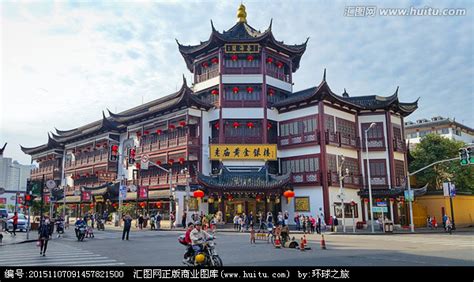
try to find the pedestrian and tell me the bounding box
[143,214,148,229]
[182,212,187,228]
[310,216,316,234]
[38,219,50,256]
[122,214,132,240]
[427,216,432,229]
[266,212,273,227]
[294,212,300,231]
[170,211,175,229]
[445,217,453,234]
[432,217,438,229]
[156,212,162,230]
[258,212,265,232]
[91,213,95,229]
[442,214,448,230]
[328,215,334,232]
[8,212,18,237]
[249,226,256,244]
[240,215,245,232]
[138,214,144,230]
[284,211,289,226]
[277,212,284,226]
[316,215,321,234]
[150,214,156,230]
[248,212,254,229]
[233,214,239,231]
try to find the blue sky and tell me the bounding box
[1,0,473,164]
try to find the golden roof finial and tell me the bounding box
[237,3,247,23]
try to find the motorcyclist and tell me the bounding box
[74,218,86,238]
[189,222,211,255]
[182,222,195,264]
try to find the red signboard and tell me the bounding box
[43,195,50,204]
[81,191,91,202]
[139,186,148,199]
[0,198,6,204]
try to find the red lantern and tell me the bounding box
[211,89,219,95]
[227,194,233,201]
[80,204,85,208]
[139,202,146,208]
[144,130,150,135]
[233,122,240,128]
[214,122,219,130]
[268,89,275,96]
[112,203,118,208]
[179,121,186,127]
[179,157,185,165]
[267,123,272,130]
[256,194,263,202]
[156,129,162,135]
[202,62,209,68]
[283,190,295,203]
[89,203,94,209]
[232,87,239,94]
[266,57,273,64]
[390,198,395,203]
[247,122,254,129]
[276,61,284,69]
[168,159,174,165]
[156,160,162,165]
[211,57,219,64]
[247,55,254,62]
[156,202,162,208]
[231,55,238,61]
[246,86,254,93]
[168,124,176,130]
[193,190,204,199]
[363,198,369,203]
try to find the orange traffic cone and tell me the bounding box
[300,237,305,251]
[320,235,327,250]
[303,234,311,250]
[275,236,281,248]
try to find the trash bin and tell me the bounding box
[384,222,393,233]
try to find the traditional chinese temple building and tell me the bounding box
[21,4,419,227]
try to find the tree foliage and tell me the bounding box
[409,134,474,192]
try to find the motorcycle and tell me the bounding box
[96,219,105,231]
[179,235,223,267]
[56,221,64,234]
[75,224,86,241]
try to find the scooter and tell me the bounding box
[96,219,105,231]
[179,235,223,267]
[56,221,64,234]
[75,224,86,241]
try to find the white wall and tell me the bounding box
[326,146,358,159]
[222,74,263,84]
[324,105,356,122]
[278,146,320,158]
[276,106,318,122]
[266,75,292,92]
[193,76,219,93]
[328,186,362,227]
[222,108,264,119]
[280,186,324,222]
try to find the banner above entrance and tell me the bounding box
[210,144,277,161]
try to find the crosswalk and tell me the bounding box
[0,241,124,266]
[59,230,169,241]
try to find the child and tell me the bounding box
[250,226,256,244]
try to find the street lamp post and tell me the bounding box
[351,199,356,233]
[337,155,347,233]
[365,122,376,233]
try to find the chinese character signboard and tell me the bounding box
[210,144,277,161]
[81,191,91,202]
[224,43,260,53]
[138,186,148,199]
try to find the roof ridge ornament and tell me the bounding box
[237,3,247,23]
[323,68,326,82]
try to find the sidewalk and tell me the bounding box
[0,231,37,246]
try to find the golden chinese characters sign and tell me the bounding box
[210,144,277,161]
[224,43,260,53]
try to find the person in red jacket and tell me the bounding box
[9,212,18,237]
[183,222,194,263]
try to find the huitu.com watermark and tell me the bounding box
[344,6,467,17]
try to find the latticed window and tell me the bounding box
[225,120,261,137]
[327,154,337,172]
[395,160,405,179]
[281,157,319,174]
[393,126,402,140]
[279,116,317,137]
[336,118,356,136]
[224,86,261,101]
[344,157,360,175]
[362,122,384,139]
[325,115,335,132]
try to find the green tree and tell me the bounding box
[409,134,474,192]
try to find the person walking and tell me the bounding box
[156,212,162,230]
[138,214,144,230]
[316,215,322,234]
[442,214,448,230]
[8,212,19,237]
[38,218,50,256]
[122,214,132,240]
[150,214,156,230]
[445,217,453,234]
[170,211,175,229]
[294,213,300,231]
[233,214,239,231]
[182,212,187,228]
[310,216,316,234]
[284,211,289,226]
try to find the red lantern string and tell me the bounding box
[231,55,238,61]
[232,87,239,94]
[179,121,186,127]
[168,159,174,165]
[247,122,254,129]
[246,87,254,93]
[214,123,219,130]
[169,124,176,130]
[179,157,185,164]
[156,160,162,165]
[233,122,240,129]
[247,55,254,62]
[276,61,284,69]
[267,123,272,130]
[202,62,209,68]
[211,57,219,64]
[266,57,273,64]
[211,89,219,95]
[268,89,275,96]
[156,129,162,135]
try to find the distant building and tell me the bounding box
[0,144,33,210]
[405,116,474,148]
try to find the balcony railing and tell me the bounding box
[224,136,263,144]
[279,131,319,147]
[326,131,359,148]
[139,174,196,187]
[362,138,386,150]
[196,68,219,83]
[368,176,388,186]
[290,171,320,184]
[136,136,199,155]
[223,67,260,75]
[393,138,406,152]
[328,171,362,187]
[267,69,290,83]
